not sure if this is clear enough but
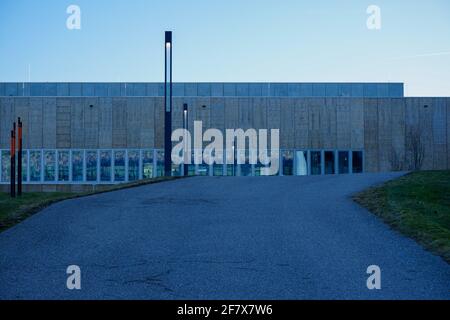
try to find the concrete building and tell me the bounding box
[0,82,449,191]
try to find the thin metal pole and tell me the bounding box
[183,103,188,176]
[18,118,22,196]
[10,124,16,198]
[164,31,173,176]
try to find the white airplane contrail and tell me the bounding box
[389,51,450,60]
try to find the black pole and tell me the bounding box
[164,31,173,176]
[10,124,16,198]
[18,118,23,196]
[183,103,188,176]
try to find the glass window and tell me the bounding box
[58,151,70,181]
[29,150,42,182]
[21,151,28,182]
[338,151,349,174]
[100,151,112,182]
[311,151,322,175]
[225,149,236,176]
[86,151,98,182]
[156,150,164,177]
[44,150,56,181]
[213,164,223,176]
[197,163,209,176]
[171,164,182,176]
[324,151,335,175]
[238,149,251,176]
[72,151,84,182]
[187,151,196,176]
[294,151,308,176]
[1,151,11,182]
[114,150,126,182]
[226,164,235,176]
[282,150,294,176]
[128,150,139,181]
[142,150,154,179]
[352,151,363,173]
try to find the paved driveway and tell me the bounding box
[0,173,449,299]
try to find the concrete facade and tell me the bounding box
[0,83,449,190]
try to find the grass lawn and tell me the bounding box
[0,176,183,232]
[353,170,450,263]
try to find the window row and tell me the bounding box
[0,149,363,184]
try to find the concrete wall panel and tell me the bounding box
[404,98,420,169]
[5,83,18,96]
[57,83,69,96]
[70,98,84,148]
[140,98,155,148]
[249,83,263,97]
[154,98,164,148]
[185,83,198,96]
[173,83,184,96]
[198,83,211,96]
[308,98,323,149]
[350,84,364,97]
[325,84,338,97]
[294,99,309,149]
[312,84,326,97]
[84,98,99,148]
[28,98,43,148]
[447,98,450,169]
[321,98,337,149]
[98,98,113,148]
[125,98,143,148]
[300,83,313,97]
[280,98,295,149]
[224,83,236,97]
[107,83,121,97]
[132,83,146,96]
[390,98,406,170]
[252,97,267,131]
[377,98,392,172]
[364,99,379,172]
[270,84,288,97]
[350,98,364,149]
[42,98,56,148]
[210,97,225,132]
[211,83,224,97]
[69,83,82,97]
[236,83,249,97]
[0,98,14,148]
[267,98,281,131]
[56,99,71,149]
[43,83,57,96]
[238,98,252,130]
[112,98,127,148]
[336,98,351,149]
[432,98,447,169]
[419,98,434,170]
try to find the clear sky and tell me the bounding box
[0,0,449,96]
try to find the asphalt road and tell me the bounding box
[1,173,449,299]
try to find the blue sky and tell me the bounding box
[0,0,449,96]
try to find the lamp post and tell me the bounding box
[10,123,16,198]
[18,118,22,196]
[183,103,188,176]
[164,31,173,177]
